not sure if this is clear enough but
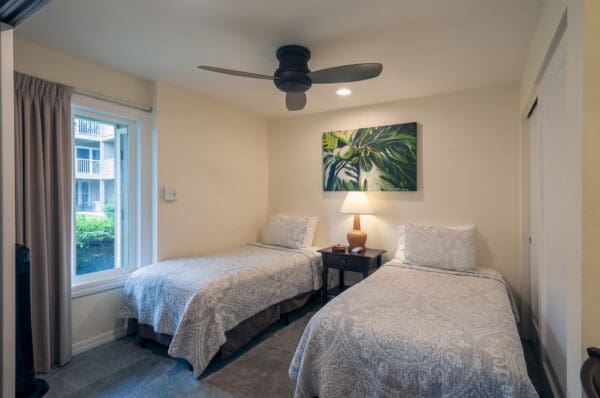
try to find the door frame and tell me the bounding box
[0,23,15,398]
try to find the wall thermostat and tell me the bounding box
[162,187,177,202]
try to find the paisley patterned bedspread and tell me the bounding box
[119,244,321,377]
[289,261,538,398]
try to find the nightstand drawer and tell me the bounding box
[323,254,366,272]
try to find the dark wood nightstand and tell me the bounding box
[318,247,386,304]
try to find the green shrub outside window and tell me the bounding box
[75,202,115,275]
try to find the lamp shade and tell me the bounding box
[339,192,374,214]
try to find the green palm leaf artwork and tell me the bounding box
[322,122,417,191]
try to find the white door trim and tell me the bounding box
[0,23,15,398]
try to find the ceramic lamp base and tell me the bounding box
[347,213,367,249]
[347,229,367,249]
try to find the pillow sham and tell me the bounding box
[262,215,309,250]
[394,224,406,261]
[303,216,319,248]
[403,223,476,272]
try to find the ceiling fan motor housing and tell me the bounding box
[274,45,312,93]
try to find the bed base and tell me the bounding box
[127,291,312,370]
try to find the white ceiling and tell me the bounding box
[16,0,542,118]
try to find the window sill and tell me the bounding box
[71,269,133,299]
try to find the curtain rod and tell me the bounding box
[73,88,153,113]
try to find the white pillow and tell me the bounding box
[394,224,406,261]
[303,216,318,248]
[403,223,476,272]
[262,215,309,249]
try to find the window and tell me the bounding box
[71,95,154,296]
[73,113,130,276]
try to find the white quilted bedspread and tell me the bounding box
[120,244,321,377]
[289,261,537,398]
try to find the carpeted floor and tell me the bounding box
[39,295,552,397]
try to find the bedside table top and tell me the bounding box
[318,246,386,259]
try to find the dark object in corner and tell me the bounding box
[16,244,49,397]
[581,347,600,398]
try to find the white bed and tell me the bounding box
[290,223,537,397]
[119,243,321,377]
[289,261,537,397]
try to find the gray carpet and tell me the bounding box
[39,296,552,397]
[39,298,320,398]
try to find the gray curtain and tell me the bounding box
[14,72,73,372]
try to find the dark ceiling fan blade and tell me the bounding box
[308,63,382,84]
[197,66,273,80]
[285,92,307,111]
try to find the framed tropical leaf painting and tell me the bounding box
[322,122,417,191]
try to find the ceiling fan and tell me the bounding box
[198,45,383,111]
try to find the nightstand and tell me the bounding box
[318,247,386,304]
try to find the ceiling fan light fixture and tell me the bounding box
[198,45,381,111]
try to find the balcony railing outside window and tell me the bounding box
[76,158,115,178]
[74,118,115,138]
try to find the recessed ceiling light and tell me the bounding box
[336,88,352,96]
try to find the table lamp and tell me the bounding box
[339,192,374,249]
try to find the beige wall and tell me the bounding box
[155,81,269,260]
[582,0,600,355]
[14,37,153,107]
[71,289,125,353]
[269,84,523,295]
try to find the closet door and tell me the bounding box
[530,32,568,392]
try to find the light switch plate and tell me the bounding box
[162,187,177,202]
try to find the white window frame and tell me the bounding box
[71,94,154,298]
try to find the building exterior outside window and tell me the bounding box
[73,114,129,276]
[74,117,116,215]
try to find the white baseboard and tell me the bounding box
[72,326,127,356]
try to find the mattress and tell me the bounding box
[289,261,538,398]
[119,244,322,377]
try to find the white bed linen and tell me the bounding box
[119,244,321,377]
[289,260,537,397]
